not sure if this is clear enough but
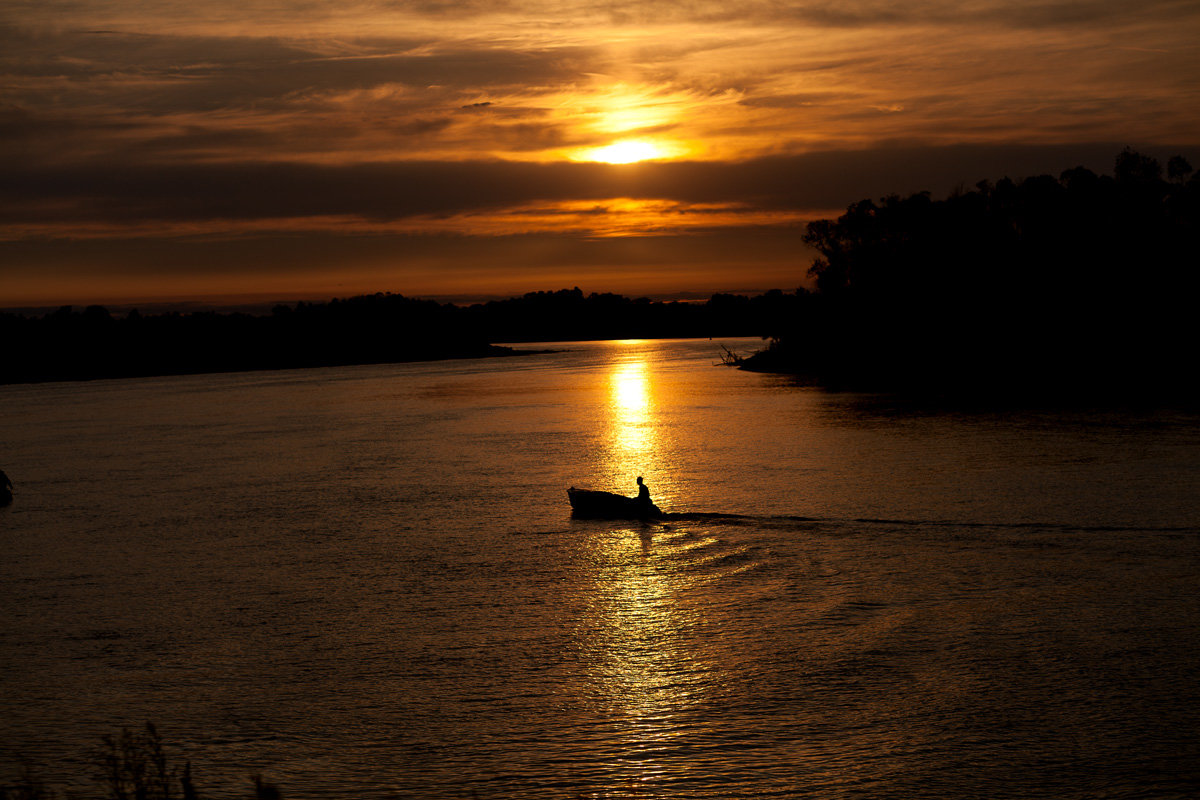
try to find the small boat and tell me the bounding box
[567,487,664,520]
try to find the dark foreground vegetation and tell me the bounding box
[0,289,798,384]
[1,723,281,800]
[740,149,1200,396]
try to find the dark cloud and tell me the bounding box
[705,0,1198,30]
[738,92,859,109]
[0,101,572,169]
[0,26,327,78]
[982,0,1200,29]
[399,0,1199,30]
[7,0,1198,35]
[0,27,601,114]
[4,143,1189,231]
[0,24,602,167]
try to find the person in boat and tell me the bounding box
[636,476,652,511]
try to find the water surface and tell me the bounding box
[2,338,1198,798]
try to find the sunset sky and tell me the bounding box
[2,0,1198,308]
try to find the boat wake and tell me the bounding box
[568,509,1196,536]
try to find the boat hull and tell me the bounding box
[567,487,663,520]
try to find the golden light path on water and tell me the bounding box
[584,341,720,784]
[610,355,653,456]
[601,341,688,507]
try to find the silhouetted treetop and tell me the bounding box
[1167,155,1193,183]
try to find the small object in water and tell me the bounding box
[0,468,11,507]
[567,485,664,520]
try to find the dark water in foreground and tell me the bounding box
[2,338,1199,798]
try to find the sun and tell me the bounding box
[578,139,667,164]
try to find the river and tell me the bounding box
[2,338,1198,798]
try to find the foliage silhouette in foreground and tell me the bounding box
[2,724,280,800]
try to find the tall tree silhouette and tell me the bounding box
[755,149,1199,395]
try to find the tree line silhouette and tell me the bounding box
[0,296,498,384]
[741,148,1200,396]
[0,288,804,384]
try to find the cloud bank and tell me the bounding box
[1,0,1198,305]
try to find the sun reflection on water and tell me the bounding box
[578,344,719,784]
[610,359,654,457]
[598,341,683,506]
[583,527,713,783]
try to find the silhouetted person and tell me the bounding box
[0,469,11,506]
[636,476,651,510]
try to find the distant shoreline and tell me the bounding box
[0,344,559,387]
[0,289,790,387]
